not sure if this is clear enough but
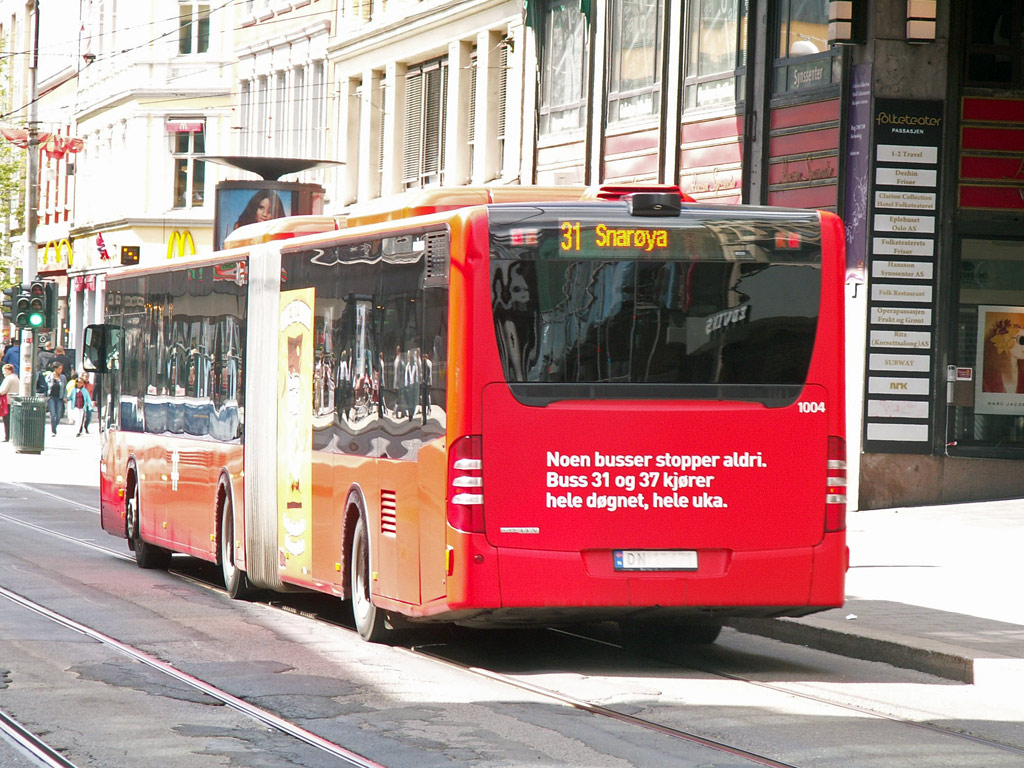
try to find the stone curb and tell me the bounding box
[727,616,986,684]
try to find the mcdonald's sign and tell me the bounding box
[42,239,74,267]
[167,230,197,260]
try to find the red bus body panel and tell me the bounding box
[436,206,847,618]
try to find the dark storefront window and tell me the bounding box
[538,0,590,136]
[950,238,1024,457]
[683,0,748,110]
[965,0,1024,87]
[772,0,838,96]
[607,0,664,124]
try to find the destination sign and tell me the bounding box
[489,209,822,265]
[560,221,669,253]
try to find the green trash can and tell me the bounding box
[10,396,47,454]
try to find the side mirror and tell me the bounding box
[83,324,109,373]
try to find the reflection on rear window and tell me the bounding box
[491,257,820,388]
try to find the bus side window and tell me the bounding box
[422,285,447,432]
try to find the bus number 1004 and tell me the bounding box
[798,401,826,413]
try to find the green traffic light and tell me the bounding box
[27,311,44,328]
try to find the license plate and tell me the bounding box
[613,549,698,571]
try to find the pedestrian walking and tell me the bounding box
[37,342,56,376]
[67,375,95,436]
[2,343,20,376]
[45,363,68,436]
[0,363,19,441]
[53,345,74,376]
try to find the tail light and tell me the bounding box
[825,436,847,532]
[448,435,484,533]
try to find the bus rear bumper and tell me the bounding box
[444,532,846,620]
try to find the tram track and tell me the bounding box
[0,706,79,768]
[3,500,1024,767]
[0,582,385,768]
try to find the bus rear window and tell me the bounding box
[488,205,822,402]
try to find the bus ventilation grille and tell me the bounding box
[424,231,450,286]
[380,489,398,536]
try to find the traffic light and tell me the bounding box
[14,285,32,328]
[17,280,53,329]
[1,284,19,326]
[40,281,57,329]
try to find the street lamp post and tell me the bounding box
[20,0,39,398]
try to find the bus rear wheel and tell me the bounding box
[350,514,388,642]
[126,479,171,570]
[220,492,253,600]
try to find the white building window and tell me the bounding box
[178,3,211,55]
[172,124,205,208]
[403,58,448,189]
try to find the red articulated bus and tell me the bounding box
[84,184,847,644]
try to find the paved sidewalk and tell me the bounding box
[1,417,101,488]
[730,498,1024,685]
[4,426,1022,685]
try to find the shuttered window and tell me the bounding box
[292,67,306,157]
[310,61,326,158]
[239,81,252,155]
[377,77,387,179]
[275,71,288,152]
[403,58,448,189]
[496,42,508,167]
[256,76,269,155]
[467,49,478,179]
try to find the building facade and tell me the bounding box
[5,0,1024,509]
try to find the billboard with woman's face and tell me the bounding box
[215,185,295,250]
[214,181,326,250]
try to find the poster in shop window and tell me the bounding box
[975,305,1024,414]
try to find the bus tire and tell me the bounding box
[220,490,253,600]
[126,474,172,570]
[350,513,388,642]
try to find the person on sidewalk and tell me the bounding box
[2,343,19,376]
[53,346,74,377]
[37,342,55,376]
[0,363,18,441]
[67,375,95,436]
[45,363,67,436]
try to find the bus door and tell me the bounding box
[85,322,126,537]
[376,246,426,608]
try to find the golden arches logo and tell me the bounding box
[167,230,196,259]
[43,239,74,267]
